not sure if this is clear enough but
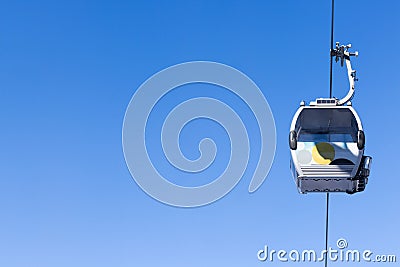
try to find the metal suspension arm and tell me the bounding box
[331,42,359,105]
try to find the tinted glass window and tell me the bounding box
[295,108,358,142]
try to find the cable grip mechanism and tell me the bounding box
[331,42,359,105]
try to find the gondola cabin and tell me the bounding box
[289,98,371,194]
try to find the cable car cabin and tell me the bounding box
[289,99,371,194]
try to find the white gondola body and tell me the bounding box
[289,101,371,194]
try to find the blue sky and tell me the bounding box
[1,0,399,266]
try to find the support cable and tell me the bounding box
[329,0,335,98]
[325,1,335,267]
[324,193,330,267]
